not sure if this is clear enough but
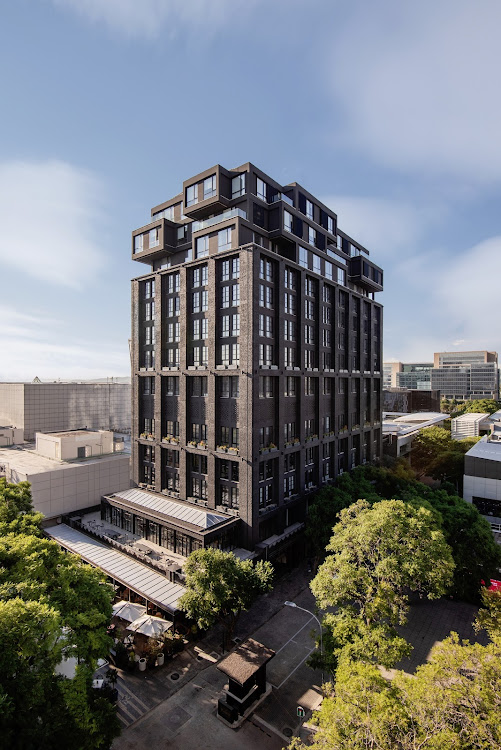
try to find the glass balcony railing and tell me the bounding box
[268,192,294,207]
[192,207,247,233]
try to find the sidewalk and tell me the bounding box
[113,563,488,749]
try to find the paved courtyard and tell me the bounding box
[112,563,488,749]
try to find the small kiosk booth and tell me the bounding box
[217,638,275,725]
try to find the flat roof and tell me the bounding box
[40,429,107,438]
[0,444,127,475]
[107,488,231,531]
[45,524,185,614]
[465,436,501,463]
[453,413,489,424]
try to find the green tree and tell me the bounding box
[311,499,454,668]
[290,592,501,750]
[0,481,120,749]
[463,398,501,415]
[178,548,273,649]
[306,465,501,602]
[410,425,479,489]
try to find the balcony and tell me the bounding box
[132,218,178,264]
[268,192,294,207]
[192,207,247,233]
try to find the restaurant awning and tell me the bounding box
[45,524,185,614]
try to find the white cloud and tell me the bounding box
[0,160,106,288]
[52,0,263,37]
[436,236,501,350]
[383,236,501,361]
[321,195,432,258]
[329,0,501,182]
[0,305,129,381]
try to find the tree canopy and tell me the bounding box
[290,591,501,750]
[306,465,501,602]
[442,398,501,418]
[178,548,273,649]
[311,499,454,668]
[410,425,479,489]
[0,479,120,749]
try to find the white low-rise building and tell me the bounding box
[0,429,130,519]
[382,412,449,459]
[0,426,24,447]
[463,425,501,532]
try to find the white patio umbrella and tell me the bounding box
[127,614,172,638]
[112,600,147,623]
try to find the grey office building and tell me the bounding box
[129,163,383,558]
[431,351,499,401]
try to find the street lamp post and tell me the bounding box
[284,601,324,684]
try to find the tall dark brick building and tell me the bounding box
[129,163,383,559]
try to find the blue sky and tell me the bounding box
[1,0,500,380]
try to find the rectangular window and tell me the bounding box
[305,278,315,297]
[313,254,321,275]
[304,325,314,344]
[193,320,200,340]
[337,267,346,286]
[134,234,143,253]
[232,314,240,336]
[284,347,295,368]
[149,228,159,248]
[222,286,230,308]
[193,265,208,287]
[259,344,273,366]
[167,273,179,294]
[218,228,232,252]
[284,293,296,315]
[144,279,155,298]
[259,376,274,398]
[196,235,209,258]
[327,216,334,234]
[284,320,295,341]
[221,260,230,281]
[284,376,297,396]
[256,177,267,201]
[299,246,308,269]
[306,199,313,220]
[222,315,230,338]
[305,300,315,320]
[284,268,296,290]
[325,261,333,281]
[186,184,198,206]
[166,376,179,395]
[309,226,316,246]
[232,173,246,198]
[203,175,216,200]
[232,284,240,306]
[145,300,155,321]
[232,257,240,278]
[192,292,200,313]
[284,211,293,232]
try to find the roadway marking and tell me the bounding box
[275,647,316,690]
[273,615,315,656]
[117,678,150,711]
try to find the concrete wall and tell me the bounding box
[0,427,24,447]
[0,383,131,441]
[0,384,25,432]
[35,430,115,461]
[16,455,131,518]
